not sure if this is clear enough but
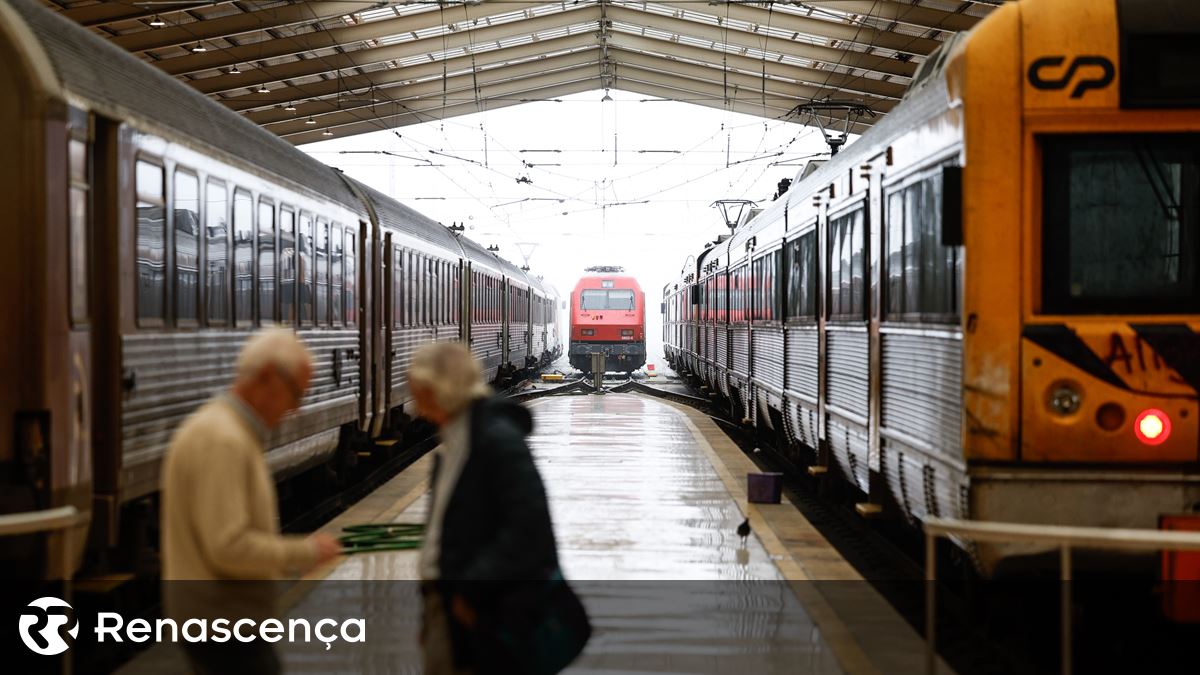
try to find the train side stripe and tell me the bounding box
[1021,324,1129,390]
[1130,324,1200,393]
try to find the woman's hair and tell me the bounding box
[407,342,492,416]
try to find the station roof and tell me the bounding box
[41,1,996,145]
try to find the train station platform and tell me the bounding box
[119,392,940,674]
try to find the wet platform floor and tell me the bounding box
[120,393,939,674]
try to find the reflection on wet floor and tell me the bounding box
[304,394,843,674]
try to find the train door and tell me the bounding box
[501,277,511,369]
[381,232,394,423]
[461,261,471,343]
[361,220,382,436]
[866,162,886,503]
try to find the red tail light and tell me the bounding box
[1134,408,1171,446]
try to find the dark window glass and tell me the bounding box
[331,224,343,326]
[205,179,228,325]
[136,160,165,325]
[344,228,357,326]
[580,289,635,310]
[787,233,817,320]
[279,209,296,324]
[70,138,89,324]
[884,171,959,321]
[173,170,200,324]
[1043,134,1200,314]
[298,213,313,324]
[258,201,275,323]
[315,219,328,325]
[233,190,254,326]
[829,208,866,320]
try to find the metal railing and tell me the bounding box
[0,506,84,675]
[923,517,1200,675]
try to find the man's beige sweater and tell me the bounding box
[160,395,315,581]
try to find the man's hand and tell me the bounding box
[307,532,342,567]
[450,594,477,629]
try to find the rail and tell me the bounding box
[922,517,1200,675]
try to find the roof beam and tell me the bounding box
[112,1,371,53]
[804,1,981,34]
[226,32,596,114]
[605,6,918,80]
[609,49,897,115]
[619,77,872,137]
[286,79,599,145]
[606,31,905,102]
[255,47,601,127]
[157,0,553,76]
[268,57,600,137]
[59,1,230,28]
[190,5,600,95]
[666,1,942,57]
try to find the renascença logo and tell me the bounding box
[18,597,79,656]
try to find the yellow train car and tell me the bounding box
[663,0,1200,570]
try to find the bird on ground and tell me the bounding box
[736,518,751,544]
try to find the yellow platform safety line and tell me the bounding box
[541,373,564,382]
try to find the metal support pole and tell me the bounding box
[925,530,937,675]
[1061,545,1072,675]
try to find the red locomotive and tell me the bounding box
[569,267,646,374]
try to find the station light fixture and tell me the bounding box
[1134,409,1171,446]
[305,116,317,125]
[149,15,166,27]
[284,102,296,112]
[190,43,207,53]
[228,64,241,74]
[322,129,334,137]
[257,84,270,94]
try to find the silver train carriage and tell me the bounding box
[0,0,560,578]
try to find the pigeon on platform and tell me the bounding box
[736,518,751,544]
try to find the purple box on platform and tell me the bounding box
[747,472,783,504]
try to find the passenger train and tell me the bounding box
[0,0,560,577]
[664,0,1200,569]
[568,267,647,374]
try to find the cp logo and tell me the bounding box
[1028,55,1115,98]
[18,597,79,656]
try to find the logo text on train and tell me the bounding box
[1027,55,1115,98]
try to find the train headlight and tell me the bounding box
[621,329,634,337]
[1095,403,1125,432]
[581,329,594,336]
[1134,409,1171,446]
[1048,385,1081,416]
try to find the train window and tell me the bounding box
[331,224,343,326]
[173,170,200,325]
[233,190,254,327]
[205,179,229,325]
[135,159,165,326]
[298,213,313,324]
[828,207,865,320]
[258,200,276,324]
[69,137,90,325]
[344,227,357,326]
[1042,134,1200,314]
[315,219,329,326]
[786,232,818,320]
[279,208,296,325]
[885,171,959,321]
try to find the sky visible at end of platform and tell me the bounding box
[301,90,844,366]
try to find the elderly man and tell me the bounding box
[161,328,340,673]
[409,342,586,675]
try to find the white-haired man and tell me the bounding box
[161,329,340,674]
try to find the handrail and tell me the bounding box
[0,505,81,537]
[922,517,1200,675]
